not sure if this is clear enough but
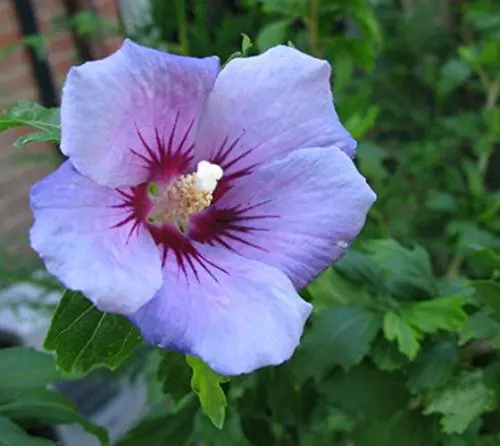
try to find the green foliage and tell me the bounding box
[424,371,496,434]
[0,348,60,401]
[186,356,229,429]
[471,281,500,321]
[0,390,108,444]
[0,101,60,147]
[0,348,107,445]
[43,290,142,374]
[365,239,437,298]
[116,398,198,446]
[158,350,192,403]
[294,305,381,379]
[406,340,458,394]
[383,311,421,359]
[0,416,55,446]
[401,295,468,334]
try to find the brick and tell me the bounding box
[46,32,74,54]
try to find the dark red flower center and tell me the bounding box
[111,122,278,280]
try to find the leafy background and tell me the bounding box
[1,0,500,444]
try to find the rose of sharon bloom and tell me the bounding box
[30,40,376,376]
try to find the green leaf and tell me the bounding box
[402,294,468,334]
[0,102,60,147]
[186,356,229,430]
[193,411,251,446]
[323,363,410,420]
[370,337,408,371]
[424,371,495,434]
[383,311,421,359]
[240,34,253,56]
[356,141,388,183]
[0,416,55,446]
[471,281,500,322]
[43,290,142,374]
[366,239,437,298]
[438,58,472,96]
[351,410,436,446]
[116,399,198,446]
[335,250,385,292]
[0,389,108,445]
[471,247,500,272]
[345,106,379,139]
[0,348,59,401]
[14,131,61,148]
[306,268,370,312]
[475,435,500,446]
[294,305,381,380]
[256,20,290,51]
[407,340,458,394]
[157,350,191,403]
[261,0,307,16]
[223,35,253,67]
[459,310,500,345]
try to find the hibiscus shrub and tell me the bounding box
[1,1,500,446]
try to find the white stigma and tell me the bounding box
[195,160,224,194]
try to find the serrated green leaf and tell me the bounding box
[306,268,370,312]
[0,389,108,445]
[370,337,408,371]
[459,310,500,345]
[402,295,468,334]
[0,102,60,147]
[0,348,59,401]
[157,350,191,403]
[187,356,229,430]
[366,239,437,298]
[424,371,495,434]
[43,290,142,374]
[407,340,458,394]
[323,363,409,420]
[294,306,381,380]
[471,281,500,322]
[0,416,55,446]
[335,250,385,292]
[383,311,421,359]
[116,398,198,446]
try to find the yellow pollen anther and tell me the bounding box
[148,161,223,231]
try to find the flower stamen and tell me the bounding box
[147,161,223,232]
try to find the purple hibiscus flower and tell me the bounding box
[30,40,375,376]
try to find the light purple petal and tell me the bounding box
[130,245,312,376]
[61,39,220,187]
[193,146,376,289]
[30,161,163,313]
[193,45,356,176]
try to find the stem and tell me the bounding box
[175,0,190,55]
[446,251,464,280]
[478,75,499,175]
[308,0,321,57]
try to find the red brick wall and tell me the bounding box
[0,0,120,261]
